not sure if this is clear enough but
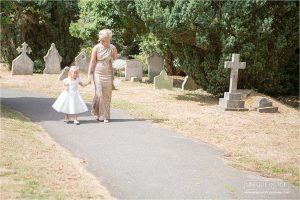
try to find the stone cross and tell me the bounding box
[224,54,246,93]
[11,42,33,75]
[17,42,32,55]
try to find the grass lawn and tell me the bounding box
[1,66,299,188]
[0,105,114,199]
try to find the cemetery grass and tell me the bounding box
[0,105,113,199]
[0,67,299,188]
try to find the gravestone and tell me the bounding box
[75,50,90,72]
[254,97,278,113]
[43,43,62,74]
[154,69,173,90]
[11,42,33,75]
[131,77,140,82]
[147,52,164,82]
[113,59,127,70]
[58,66,70,81]
[182,76,199,91]
[125,59,143,81]
[219,54,248,111]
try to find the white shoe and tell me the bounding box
[74,120,80,125]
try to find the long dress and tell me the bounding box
[52,78,88,114]
[92,43,115,119]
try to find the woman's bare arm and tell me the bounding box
[113,47,118,61]
[87,47,97,82]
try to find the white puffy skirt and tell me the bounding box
[52,91,88,114]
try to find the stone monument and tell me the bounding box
[219,54,248,111]
[147,52,164,82]
[253,97,278,113]
[181,76,199,91]
[11,42,34,75]
[154,69,173,90]
[75,50,90,72]
[43,43,62,74]
[58,66,70,81]
[125,59,143,81]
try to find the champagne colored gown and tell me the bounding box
[92,43,115,119]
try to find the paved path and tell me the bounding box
[1,88,299,199]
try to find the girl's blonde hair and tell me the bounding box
[68,66,79,78]
[98,29,113,42]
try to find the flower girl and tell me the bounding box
[52,66,90,125]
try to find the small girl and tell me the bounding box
[52,66,90,125]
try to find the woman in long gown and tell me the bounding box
[88,29,118,123]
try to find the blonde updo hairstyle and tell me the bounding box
[98,29,113,42]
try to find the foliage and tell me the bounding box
[0,0,82,72]
[69,0,147,57]
[134,0,299,95]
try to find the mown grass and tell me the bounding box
[0,106,113,199]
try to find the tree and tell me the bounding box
[70,0,299,95]
[0,0,82,72]
[69,0,147,56]
[135,0,299,95]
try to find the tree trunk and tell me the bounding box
[164,53,185,76]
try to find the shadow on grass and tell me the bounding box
[175,93,219,105]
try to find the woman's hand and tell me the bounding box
[87,75,92,84]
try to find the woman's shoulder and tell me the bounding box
[93,43,100,51]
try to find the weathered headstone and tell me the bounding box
[154,69,173,90]
[219,54,248,111]
[11,42,33,75]
[131,77,140,82]
[125,59,143,81]
[75,50,90,72]
[43,43,62,74]
[147,52,164,82]
[58,66,70,81]
[181,76,199,91]
[113,59,127,70]
[253,97,278,113]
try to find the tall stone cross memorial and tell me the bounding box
[11,42,34,75]
[219,54,248,111]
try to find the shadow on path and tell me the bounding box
[1,96,165,123]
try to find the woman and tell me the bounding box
[88,29,118,123]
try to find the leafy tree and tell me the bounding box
[69,0,147,56]
[135,0,299,95]
[0,0,82,72]
[70,0,298,95]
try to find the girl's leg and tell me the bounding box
[64,114,69,122]
[74,114,80,125]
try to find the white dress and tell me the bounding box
[52,78,88,114]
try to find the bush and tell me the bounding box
[33,59,44,74]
